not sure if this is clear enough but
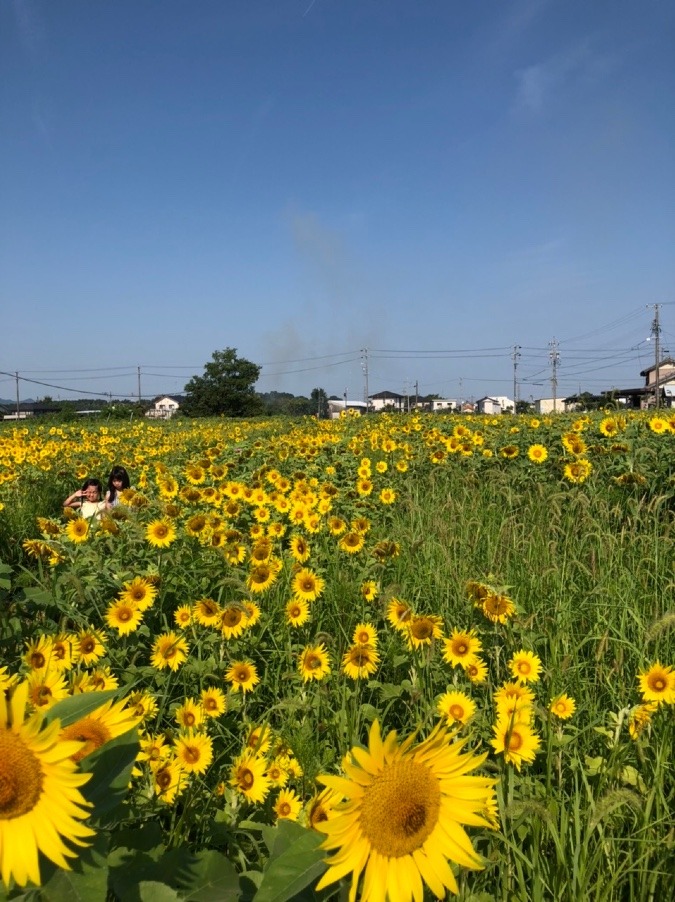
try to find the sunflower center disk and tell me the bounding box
[359,761,441,858]
[0,733,44,818]
[62,720,112,762]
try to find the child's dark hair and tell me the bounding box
[81,478,103,492]
[107,465,130,504]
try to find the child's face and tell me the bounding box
[83,486,100,501]
[112,477,124,487]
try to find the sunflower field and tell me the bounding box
[0,410,673,901]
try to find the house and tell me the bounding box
[368,390,406,412]
[430,399,458,413]
[475,396,514,415]
[606,358,675,409]
[533,398,567,414]
[326,399,369,419]
[145,395,184,419]
[1,401,61,420]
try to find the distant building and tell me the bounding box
[145,395,184,419]
[533,398,567,414]
[607,358,675,409]
[475,396,514,415]
[369,390,405,412]
[430,398,458,412]
[326,399,368,419]
[1,401,61,420]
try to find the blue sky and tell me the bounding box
[1,0,674,404]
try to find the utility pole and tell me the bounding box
[15,371,20,419]
[414,380,419,410]
[361,348,369,411]
[137,366,142,403]
[549,338,560,412]
[648,304,661,408]
[512,345,521,412]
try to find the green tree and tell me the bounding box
[183,348,262,417]
[310,387,329,418]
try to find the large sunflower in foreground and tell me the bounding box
[0,681,95,887]
[315,720,495,901]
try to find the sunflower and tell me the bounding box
[230,751,271,804]
[386,597,413,631]
[637,661,675,705]
[185,514,208,537]
[73,629,107,666]
[562,433,587,455]
[305,787,342,830]
[50,634,75,671]
[151,632,189,672]
[599,416,620,437]
[288,534,311,566]
[494,681,535,711]
[105,599,143,636]
[266,759,289,788]
[527,444,548,464]
[226,660,260,694]
[549,694,576,719]
[465,658,489,683]
[628,702,658,740]
[372,539,400,561]
[119,576,157,611]
[127,691,158,722]
[145,519,177,548]
[490,718,541,770]
[379,488,397,504]
[353,622,378,647]
[481,593,515,624]
[315,719,495,900]
[341,644,379,680]
[437,690,476,725]
[0,681,95,887]
[65,518,89,544]
[174,605,193,628]
[298,644,331,683]
[23,636,53,671]
[405,615,444,650]
[327,516,347,536]
[174,698,204,730]
[175,732,213,774]
[442,629,483,668]
[339,531,365,554]
[508,650,542,684]
[154,758,187,804]
[563,459,592,484]
[247,562,279,594]
[138,733,170,771]
[292,567,325,603]
[242,600,261,627]
[219,605,248,640]
[88,667,119,691]
[60,698,140,763]
[26,667,69,710]
[250,539,273,564]
[286,597,310,628]
[192,598,221,627]
[246,724,273,756]
[360,580,379,603]
[648,415,670,434]
[201,687,227,717]
[274,788,302,821]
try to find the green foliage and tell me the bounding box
[183,349,262,418]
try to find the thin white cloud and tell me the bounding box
[514,39,611,113]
